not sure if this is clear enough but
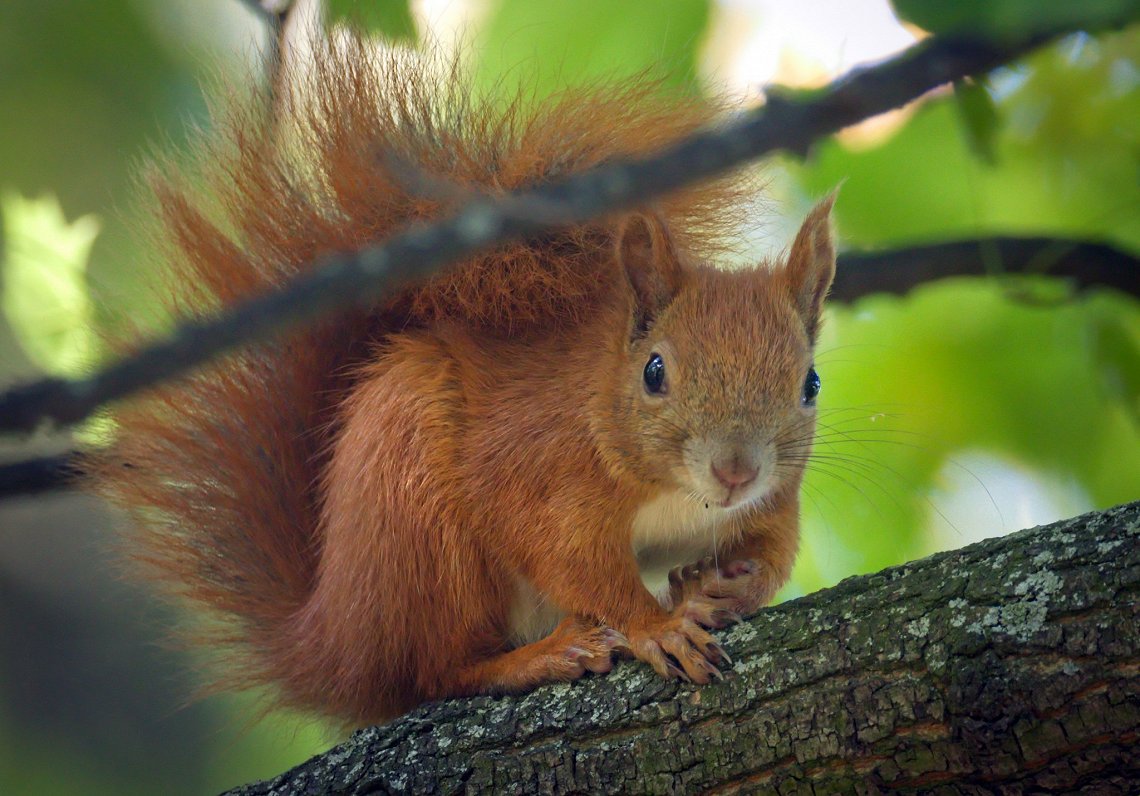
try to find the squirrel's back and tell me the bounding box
[87,37,748,717]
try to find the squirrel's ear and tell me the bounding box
[616,211,682,335]
[784,192,837,343]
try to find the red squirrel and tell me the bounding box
[89,41,836,727]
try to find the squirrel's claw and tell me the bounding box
[667,662,692,683]
[602,627,633,657]
[706,640,733,667]
[627,616,723,686]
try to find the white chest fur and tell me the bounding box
[506,491,733,646]
[630,489,733,597]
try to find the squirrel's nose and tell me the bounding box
[711,458,758,490]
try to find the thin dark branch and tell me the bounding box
[234,0,278,24]
[267,2,295,127]
[830,237,1140,302]
[0,454,77,499]
[2,233,1135,499]
[236,0,296,123]
[0,24,1132,435]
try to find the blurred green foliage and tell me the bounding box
[0,193,99,377]
[953,79,1001,164]
[789,25,1140,588]
[0,0,1137,793]
[474,0,710,96]
[327,0,416,42]
[795,281,1140,592]
[796,31,1140,252]
[0,0,209,341]
[892,0,1140,39]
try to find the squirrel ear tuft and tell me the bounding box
[784,192,838,343]
[616,211,682,335]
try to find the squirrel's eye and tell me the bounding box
[802,366,820,406]
[643,353,666,394]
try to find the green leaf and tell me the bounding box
[1090,309,1140,424]
[891,0,1140,39]
[1,191,99,376]
[953,78,1000,164]
[327,0,416,42]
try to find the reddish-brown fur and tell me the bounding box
[87,39,836,726]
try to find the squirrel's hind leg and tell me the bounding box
[450,618,627,696]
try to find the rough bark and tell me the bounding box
[229,501,1140,795]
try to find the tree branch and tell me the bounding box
[3,24,1130,435]
[0,231,1135,500]
[0,454,76,500]
[233,0,296,128]
[226,500,1140,794]
[830,237,1140,302]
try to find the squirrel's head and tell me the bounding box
[607,196,836,511]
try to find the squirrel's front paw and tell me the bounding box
[539,618,628,680]
[666,557,773,629]
[625,615,728,684]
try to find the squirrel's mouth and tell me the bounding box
[678,478,772,511]
[682,436,776,512]
[708,472,776,511]
[716,488,759,510]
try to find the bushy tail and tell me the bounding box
[87,37,744,714]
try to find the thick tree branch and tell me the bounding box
[228,501,1140,794]
[3,23,1133,435]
